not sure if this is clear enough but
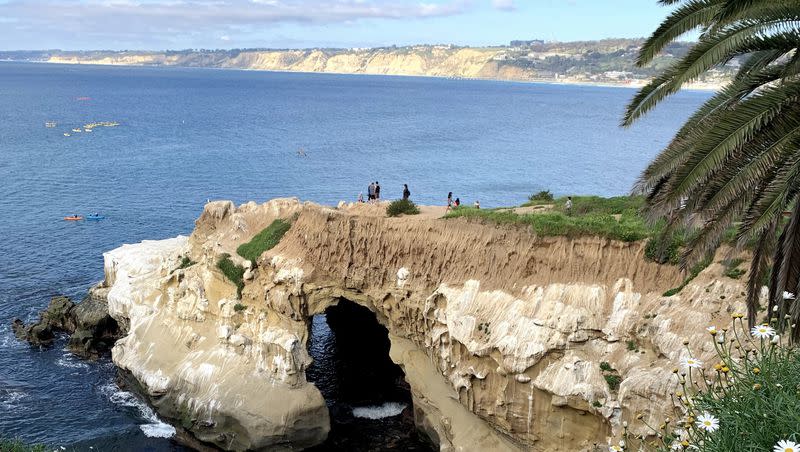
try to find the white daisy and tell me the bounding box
[752,324,777,339]
[706,326,718,335]
[774,439,800,452]
[609,445,623,452]
[783,291,796,300]
[670,441,684,450]
[696,412,719,432]
[681,357,703,369]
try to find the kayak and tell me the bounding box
[86,215,105,221]
[64,216,83,221]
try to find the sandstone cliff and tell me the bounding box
[98,198,752,451]
[48,47,515,80]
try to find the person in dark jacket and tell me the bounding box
[402,184,411,200]
[375,181,381,200]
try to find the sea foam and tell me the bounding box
[352,402,407,419]
[101,383,176,438]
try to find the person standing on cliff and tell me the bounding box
[402,184,410,200]
[375,181,381,201]
[367,182,375,202]
[565,196,573,216]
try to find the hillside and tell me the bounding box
[0,39,734,87]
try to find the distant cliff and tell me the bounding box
[3,40,733,88]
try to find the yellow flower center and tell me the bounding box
[703,421,711,426]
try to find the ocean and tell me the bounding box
[0,61,709,449]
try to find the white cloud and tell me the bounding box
[491,0,515,11]
[0,0,472,48]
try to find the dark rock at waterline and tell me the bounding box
[12,292,121,358]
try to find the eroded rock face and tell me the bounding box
[100,198,753,451]
[12,293,120,357]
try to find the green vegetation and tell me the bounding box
[528,190,554,203]
[236,219,292,263]
[233,303,247,313]
[592,400,603,408]
[599,361,622,390]
[662,257,713,297]
[386,199,421,217]
[626,317,800,452]
[624,0,800,332]
[722,258,746,280]
[0,438,48,452]
[603,374,621,391]
[446,196,650,243]
[177,256,195,270]
[626,340,638,352]
[216,253,245,298]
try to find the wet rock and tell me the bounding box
[12,292,120,357]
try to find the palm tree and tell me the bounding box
[623,0,800,335]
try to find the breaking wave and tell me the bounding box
[100,384,176,438]
[352,402,407,419]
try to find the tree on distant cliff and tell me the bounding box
[622,0,800,335]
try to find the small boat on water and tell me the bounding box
[86,214,105,221]
[45,121,57,128]
[64,216,83,221]
[72,128,82,133]
[63,133,71,137]
[84,129,92,132]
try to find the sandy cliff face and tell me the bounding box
[47,47,515,80]
[100,198,752,451]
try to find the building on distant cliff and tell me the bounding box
[510,39,545,48]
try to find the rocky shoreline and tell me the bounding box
[12,288,120,359]
[12,198,754,451]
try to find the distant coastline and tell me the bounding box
[0,40,729,91]
[6,58,723,92]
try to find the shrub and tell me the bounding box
[386,199,420,217]
[592,400,603,408]
[528,190,554,203]
[177,256,195,270]
[722,258,746,280]
[0,438,48,452]
[216,253,245,298]
[604,374,622,391]
[233,303,247,312]
[645,232,684,265]
[626,340,638,351]
[600,361,615,372]
[237,219,292,263]
[620,317,800,452]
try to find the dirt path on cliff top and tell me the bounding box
[339,201,447,219]
[340,201,559,218]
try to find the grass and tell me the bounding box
[0,438,48,452]
[236,219,292,263]
[386,199,421,217]
[445,204,650,242]
[217,253,245,298]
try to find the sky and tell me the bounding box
[0,0,676,51]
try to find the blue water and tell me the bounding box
[0,61,709,449]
